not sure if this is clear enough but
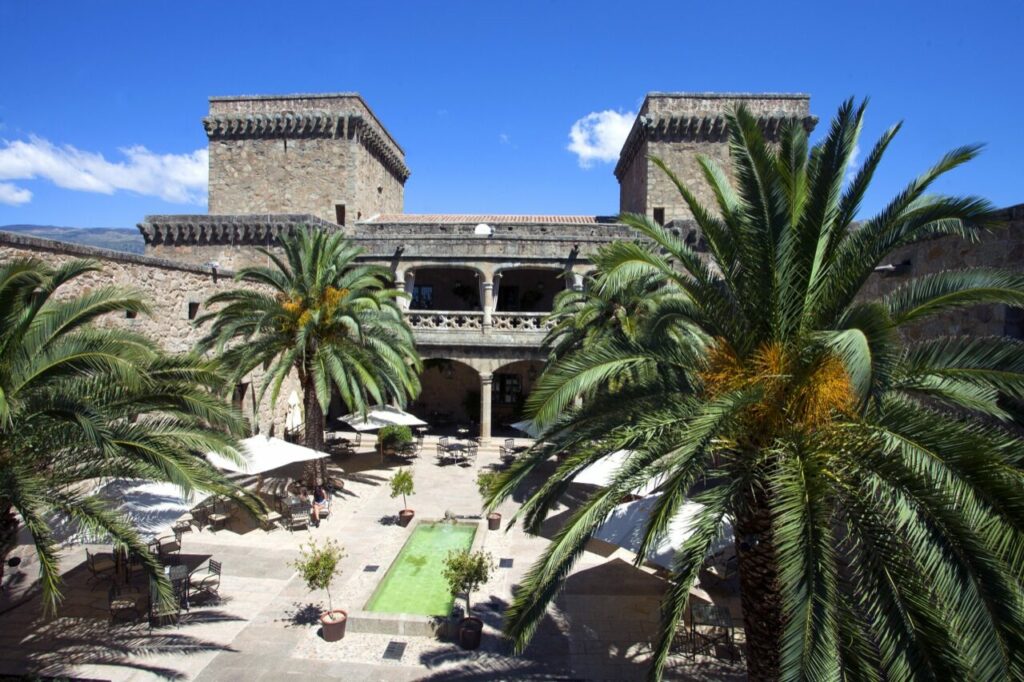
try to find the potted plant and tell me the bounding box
[476,471,502,530]
[390,468,415,526]
[378,424,413,457]
[442,549,494,650]
[292,539,347,641]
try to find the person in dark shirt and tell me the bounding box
[312,485,328,527]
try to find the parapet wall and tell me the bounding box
[0,231,297,435]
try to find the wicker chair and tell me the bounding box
[108,583,143,625]
[285,502,309,532]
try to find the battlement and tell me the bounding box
[206,93,407,224]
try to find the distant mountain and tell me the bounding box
[0,224,145,254]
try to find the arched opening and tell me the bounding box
[491,358,545,434]
[409,358,481,432]
[407,266,482,311]
[495,268,563,312]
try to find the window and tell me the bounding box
[187,301,200,320]
[335,204,346,226]
[411,285,433,309]
[125,310,137,319]
[232,383,250,412]
[492,373,522,405]
[653,207,665,226]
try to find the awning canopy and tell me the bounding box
[510,419,541,438]
[339,405,427,432]
[573,450,661,497]
[593,496,734,569]
[206,435,328,475]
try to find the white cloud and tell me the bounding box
[499,132,511,145]
[845,144,861,184]
[0,182,31,206]
[567,109,635,168]
[0,135,208,205]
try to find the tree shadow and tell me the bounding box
[278,601,323,628]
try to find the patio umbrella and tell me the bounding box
[592,495,734,570]
[573,450,662,497]
[49,479,212,544]
[205,435,328,475]
[339,405,427,431]
[510,419,541,438]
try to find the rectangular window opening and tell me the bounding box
[653,207,665,226]
[187,301,200,320]
[125,310,137,319]
[335,204,346,226]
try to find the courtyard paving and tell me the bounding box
[0,436,745,680]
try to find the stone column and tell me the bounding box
[480,373,493,443]
[482,280,494,330]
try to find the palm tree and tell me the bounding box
[198,228,421,482]
[0,257,258,613]
[488,100,1024,680]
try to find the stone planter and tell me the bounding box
[487,512,501,531]
[320,609,348,642]
[398,509,415,527]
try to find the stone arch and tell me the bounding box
[492,265,566,312]
[401,264,486,311]
[489,358,546,430]
[410,357,482,431]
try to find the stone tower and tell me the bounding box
[204,93,410,224]
[615,93,815,224]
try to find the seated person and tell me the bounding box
[311,485,328,527]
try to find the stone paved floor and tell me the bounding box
[0,436,745,680]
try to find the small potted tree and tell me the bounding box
[442,549,494,650]
[390,468,415,526]
[292,539,347,641]
[476,470,502,531]
[378,424,413,457]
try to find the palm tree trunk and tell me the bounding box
[735,488,783,681]
[302,381,325,487]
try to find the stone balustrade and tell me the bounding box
[406,311,484,331]
[490,312,553,331]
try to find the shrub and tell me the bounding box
[292,538,346,615]
[476,470,500,499]
[442,549,494,614]
[378,424,413,451]
[389,468,415,509]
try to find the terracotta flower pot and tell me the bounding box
[320,609,348,642]
[398,509,415,527]
[487,512,501,531]
[458,616,483,650]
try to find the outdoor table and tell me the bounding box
[164,564,189,610]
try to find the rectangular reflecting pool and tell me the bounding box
[364,521,477,617]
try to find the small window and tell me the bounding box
[125,310,137,319]
[335,204,346,226]
[653,207,665,226]
[412,285,433,310]
[187,301,200,320]
[492,373,522,405]
[232,383,250,412]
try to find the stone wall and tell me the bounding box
[205,94,408,223]
[860,204,1024,340]
[616,93,815,223]
[0,231,298,436]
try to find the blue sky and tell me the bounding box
[0,0,1021,227]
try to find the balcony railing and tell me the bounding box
[406,311,484,330]
[404,310,553,333]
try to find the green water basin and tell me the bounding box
[364,521,477,616]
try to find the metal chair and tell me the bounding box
[465,443,479,464]
[189,559,222,602]
[499,445,516,466]
[108,583,143,625]
[688,601,739,661]
[504,438,515,452]
[285,502,309,532]
[86,548,117,589]
[207,497,231,532]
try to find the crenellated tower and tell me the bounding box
[204,93,409,224]
[615,93,816,224]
